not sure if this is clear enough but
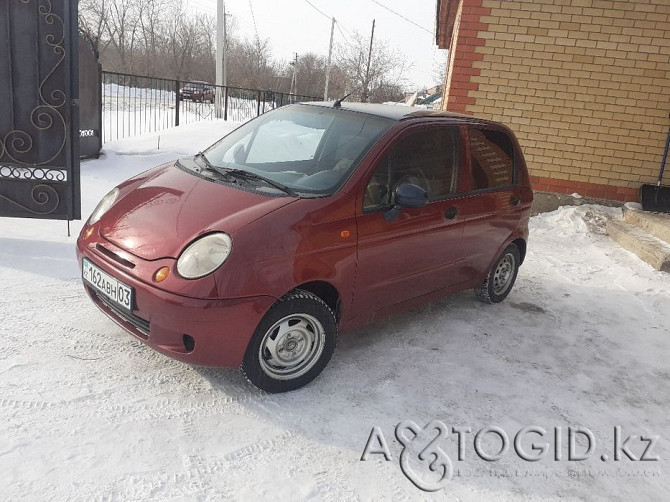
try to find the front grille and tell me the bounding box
[96,292,150,337]
[95,244,136,269]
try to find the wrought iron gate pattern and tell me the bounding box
[0,0,79,220]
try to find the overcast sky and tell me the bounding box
[186,0,446,90]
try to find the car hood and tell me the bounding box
[100,160,296,260]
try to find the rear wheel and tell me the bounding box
[475,244,520,304]
[242,290,337,393]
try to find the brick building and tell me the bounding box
[436,0,670,201]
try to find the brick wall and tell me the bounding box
[440,0,670,201]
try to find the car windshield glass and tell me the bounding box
[202,104,394,195]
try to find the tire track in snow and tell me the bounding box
[223,430,296,470]
[0,398,54,412]
[182,453,234,500]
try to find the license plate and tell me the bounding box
[82,258,133,311]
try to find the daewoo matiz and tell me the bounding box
[77,102,533,392]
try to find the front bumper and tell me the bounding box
[76,239,276,367]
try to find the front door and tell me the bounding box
[353,125,470,317]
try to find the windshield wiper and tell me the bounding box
[194,151,220,173]
[223,168,299,198]
[194,153,298,197]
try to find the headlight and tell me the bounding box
[88,187,120,225]
[177,232,232,279]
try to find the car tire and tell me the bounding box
[241,289,337,393]
[475,243,520,304]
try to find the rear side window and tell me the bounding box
[364,127,459,210]
[469,128,514,190]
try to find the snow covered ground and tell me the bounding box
[102,81,279,142]
[1,120,669,501]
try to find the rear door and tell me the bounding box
[457,126,526,274]
[353,124,471,315]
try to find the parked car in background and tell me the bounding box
[77,102,533,393]
[179,81,214,103]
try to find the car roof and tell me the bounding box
[300,101,499,125]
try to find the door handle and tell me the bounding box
[445,207,458,219]
[511,196,521,206]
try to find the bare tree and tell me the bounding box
[79,0,110,58]
[136,0,169,77]
[101,0,143,73]
[161,7,210,81]
[432,49,448,88]
[79,0,407,102]
[334,31,410,103]
[227,37,278,90]
[294,53,327,98]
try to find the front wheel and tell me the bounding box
[475,243,520,304]
[242,290,337,393]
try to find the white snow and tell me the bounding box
[102,82,279,142]
[1,120,669,500]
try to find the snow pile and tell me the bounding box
[0,121,668,500]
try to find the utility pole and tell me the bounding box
[362,19,375,103]
[323,17,335,101]
[223,3,228,88]
[290,53,298,97]
[215,0,224,117]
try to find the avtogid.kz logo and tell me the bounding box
[360,422,660,492]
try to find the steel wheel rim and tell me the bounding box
[493,253,515,295]
[258,313,325,380]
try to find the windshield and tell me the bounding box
[202,104,394,195]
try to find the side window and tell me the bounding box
[469,128,514,190]
[363,127,459,210]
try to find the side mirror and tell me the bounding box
[384,183,428,220]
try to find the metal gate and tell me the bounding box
[0,0,80,220]
[79,35,101,159]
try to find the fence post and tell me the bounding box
[257,90,261,117]
[224,86,228,121]
[175,79,180,127]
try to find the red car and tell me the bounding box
[179,81,215,103]
[77,102,532,392]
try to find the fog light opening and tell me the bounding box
[183,334,195,352]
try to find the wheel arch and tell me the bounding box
[511,237,527,265]
[292,281,341,320]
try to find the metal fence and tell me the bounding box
[101,71,320,143]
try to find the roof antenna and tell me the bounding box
[333,91,353,108]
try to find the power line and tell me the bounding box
[302,0,355,39]
[248,0,260,42]
[335,22,356,49]
[370,0,433,36]
[303,0,331,21]
[301,0,356,51]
